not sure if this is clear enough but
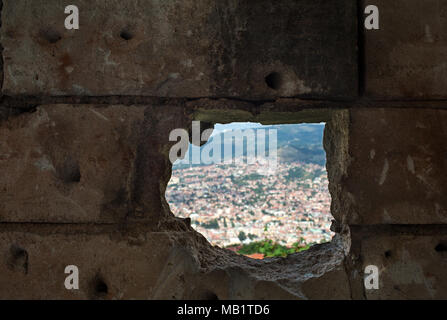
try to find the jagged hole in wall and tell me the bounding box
[166,123,334,259]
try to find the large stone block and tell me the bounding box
[0,230,184,299]
[1,0,358,99]
[0,227,351,299]
[344,109,447,224]
[0,105,145,223]
[364,0,447,99]
[361,234,447,299]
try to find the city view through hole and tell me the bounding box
[166,123,334,259]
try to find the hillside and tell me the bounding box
[174,123,326,167]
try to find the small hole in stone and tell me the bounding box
[265,72,282,90]
[384,250,392,258]
[40,28,62,44]
[120,29,134,41]
[192,289,219,300]
[7,245,29,275]
[435,242,447,252]
[204,292,219,300]
[167,122,334,257]
[58,157,81,184]
[94,279,108,295]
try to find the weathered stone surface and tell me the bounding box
[151,233,351,300]
[190,99,334,125]
[0,105,145,223]
[324,109,351,226]
[0,228,350,299]
[361,234,447,299]
[2,0,447,300]
[2,104,446,299]
[344,108,447,224]
[2,0,357,99]
[0,230,179,299]
[364,0,447,99]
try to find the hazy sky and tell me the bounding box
[211,122,263,136]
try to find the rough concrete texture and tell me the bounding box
[323,109,352,227]
[0,105,145,223]
[0,226,350,299]
[364,0,447,99]
[1,103,447,299]
[1,0,447,301]
[343,109,447,225]
[0,103,353,299]
[1,0,357,98]
[360,232,447,299]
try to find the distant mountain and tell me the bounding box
[273,124,326,165]
[174,123,326,167]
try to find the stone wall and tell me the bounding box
[0,0,446,299]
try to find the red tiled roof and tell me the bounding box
[246,253,265,260]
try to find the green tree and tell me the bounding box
[238,231,247,242]
[235,239,313,258]
[201,219,219,229]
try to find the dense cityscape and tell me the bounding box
[166,161,334,249]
